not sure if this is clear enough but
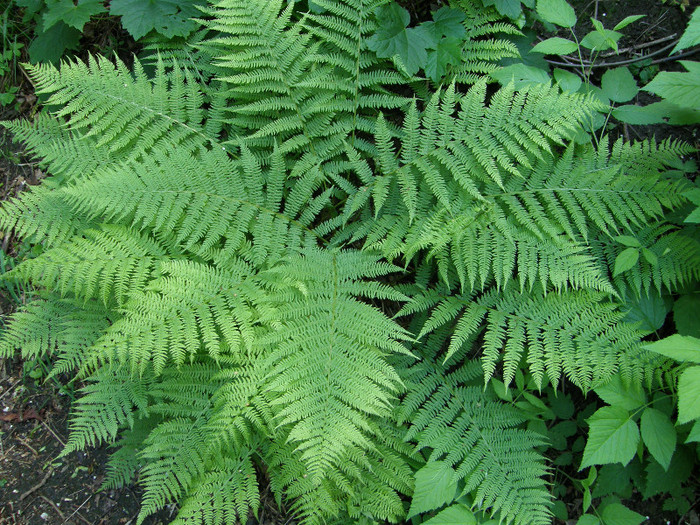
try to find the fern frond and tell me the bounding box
[399,356,551,525]
[407,281,643,389]
[0,296,111,370]
[63,145,323,266]
[592,224,700,297]
[137,417,209,524]
[92,258,267,374]
[0,183,94,248]
[171,453,260,525]
[262,248,410,480]
[27,55,221,156]
[9,226,164,306]
[61,365,152,456]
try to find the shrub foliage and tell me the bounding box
[1,1,698,524]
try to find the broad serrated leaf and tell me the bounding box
[601,503,645,525]
[686,420,700,443]
[554,68,582,92]
[643,334,700,363]
[424,7,466,39]
[640,407,676,470]
[643,61,700,110]
[421,504,477,525]
[43,0,106,31]
[613,247,639,276]
[594,374,646,411]
[110,0,204,39]
[408,461,459,517]
[612,104,666,125]
[490,63,551,88]
[614,235,641,248]
[493,0,523,19]
[367,3,436,75]
[425,37,462,82]
[673,7,700,53]
[601,67,638,103]
[577,514,600,525]
[623,293,668,333]
[678,366,700,424]
[28,21,80,63]
[674,294,700,337]
[581,406,639,469]
[531,37,578,55]
[536,0,576,27]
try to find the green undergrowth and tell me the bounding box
[0,1,698,524]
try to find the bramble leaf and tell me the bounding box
[678,366,700,424]
[536,0,576,27]
[531,37,578,55]
[43,0,106,31]
[640,407,676,470]
[581,406,639,469]
[408,461,459,517]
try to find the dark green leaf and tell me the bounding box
[600,503,645,525]
[28,21,81,63]
[594,374,646,411]
[581,406,639,468]
[601,67,638,103]
[643,61,700,110]
[536,0,576,27]
[43,0,106,31]
[494,0,523,19]
[640,407,676,470]
[623,293,668,333]
[421,504,477,525]
[643,334,700,363]
[678,366,700,424]
[613,247,638,276]
[674,294,700,337]
[110,0,205,40]
[554,68,582,92]
[531,37,578,55]
[426,7,466,39]
[367,4,434,76]
[673,7,700,53]
[408,461,459,517]
[425,37,462,82]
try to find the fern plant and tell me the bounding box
[1,0,698,524]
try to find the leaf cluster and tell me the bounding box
[1,1,699,524]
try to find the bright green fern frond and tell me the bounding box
[92,258,268,374]
[0,115,117,184]
[399,357,551,525]
[63,145,322,266]
[61,365,153,457]
[0,183,95,248]
[206,362,274,454]
[171,453,260,525]
[262,248,410,480]
[0,296,111,369]
[137,417,209,524]
[9,225,164,306]
[409,281,643,389]
[27,54,220,156]
[451,1,520,84]
[592,224,700,297]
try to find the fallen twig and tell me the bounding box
[19,468,52,501]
